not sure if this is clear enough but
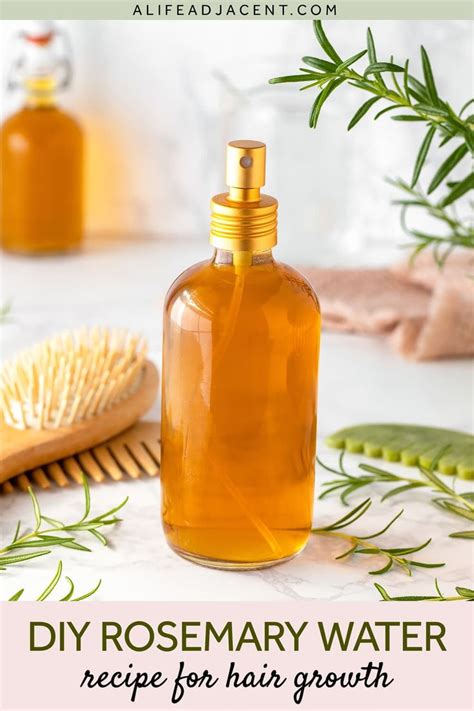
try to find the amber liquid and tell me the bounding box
[1,97,83,254]
[161,250,321,568]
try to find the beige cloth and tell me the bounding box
[301,252,474,361]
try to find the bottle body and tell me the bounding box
[1,103,83,254]
[161,249,321,569]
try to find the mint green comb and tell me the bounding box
[325,424,474,480]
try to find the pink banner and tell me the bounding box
[1,602,472,710]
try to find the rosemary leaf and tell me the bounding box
[71,579,102,602]
[364,61,404,77]
[370,559,393,576]
[81,473,91,521]
[313,20,342,64]
[411,126,436,186]
[366,27,386,89]
[0,550,50,566]
[29,488,42,531]
[460,98,474,116]
[60,576,75,601]
[439,173,474,207]
[420,45,439,105]
[407,75,429,102]
[391,115,427,122]
[348,96,382,130]
[358,509,404,539]
[318,497,372,530]
[403,60,410,103]
[8,589,24,601]
[381,483,425,501]
[337,49,367,72]
[37,560,63,601]
[427,143,468,193]
[412,103,449,117]
[41,516,65,528]
[449,531,474,540]
[12,521,21,543]
[374,104,402,120]
[335,543,358,560]
[302,56,336,72]
[89,529,108,546]
[309,78,345,129]
[269,74,316,85]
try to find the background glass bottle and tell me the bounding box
[1,22,83,254]
[161,141,321,569]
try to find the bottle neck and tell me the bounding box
[213,248,274,267]
[24,76,57,108]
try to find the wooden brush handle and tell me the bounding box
[0,360,159,484]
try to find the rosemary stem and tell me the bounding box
[358,466,474,513]
[1,526,66,555]
[312,529,383,556]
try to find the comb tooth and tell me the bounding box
[31,468,51,489]
[93,446,123,481]
[108,443,141,478]
[62,457,87,484]
[127,441,158,476]
[46,462,69,487]
[2,480,14,495]
[77,451,105,482]
[17,473,32,492]
[143,437,161,465]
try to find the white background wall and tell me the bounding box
[1,19,471,264]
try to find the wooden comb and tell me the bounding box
[0,328,159,485]
[1,420,161,494]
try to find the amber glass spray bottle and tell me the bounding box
[161,140,321,569]
[1,22,83,254]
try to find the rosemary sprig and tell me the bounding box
[270,21,474,262]
[375,579,474,602]
[9,560,102,601]
[317,452,474,539]
[312,498,444,576]
[0,474,128,570]
[391,178,474,266]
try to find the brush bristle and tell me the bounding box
[1,327,147,430]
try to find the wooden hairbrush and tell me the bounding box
[0,328,159,485]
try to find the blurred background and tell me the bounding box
[1,19,471,265]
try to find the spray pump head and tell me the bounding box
[210,140,278,253]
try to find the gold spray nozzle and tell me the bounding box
[210,139,277,252]
[226,140,266,197]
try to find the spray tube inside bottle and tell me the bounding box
[210,141,282,555]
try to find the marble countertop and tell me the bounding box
[1,235,472,602]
